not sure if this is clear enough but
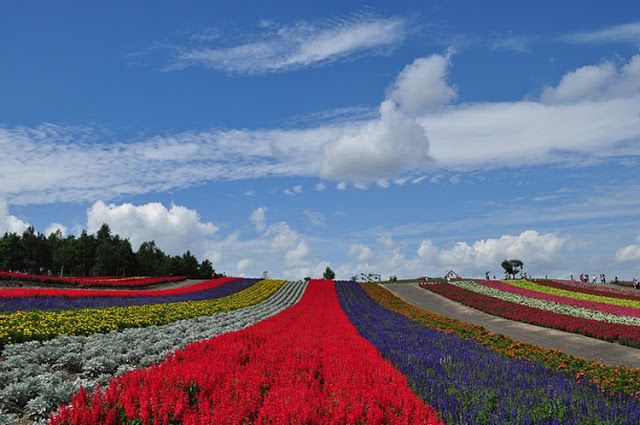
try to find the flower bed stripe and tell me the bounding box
[449,280,640,326]
[336,282,640,424]
[0,271,186,287]
[0,279,285,346]
[49,280,442,425]
[0,277,236,298]
[534,278,640,301]
[500,279,640,309]
[481,279,640,318]
[364,283,640,397]
[0,280,307,424]
[423,282,640,348]
[0,278,255,313]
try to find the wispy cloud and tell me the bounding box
[489,33,535,53]
[163,14,406,74]
[564,21,640,44]
[3,55,640,205]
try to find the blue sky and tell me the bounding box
[2,1,640,279]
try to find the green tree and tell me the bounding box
[0,233,24,271]
[323,266,335,280]
[501,259,523,279]
[197,259,214,278]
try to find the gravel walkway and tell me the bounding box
[383,283,640,368]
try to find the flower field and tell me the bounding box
[0,279,284,346]
[49,280,441,425]
[0,277,256,313]
[0,271,186,288]
[422,280,640,347]
[0,280,305,423]
[2,277,640,424]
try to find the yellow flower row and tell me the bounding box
[0,279,285,346]
[507,280,640,308]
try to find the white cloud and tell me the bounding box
[303,209,326,227]
[564,22,640,44]
[489,34,533,52]
[417,230,568,273]
[0,200,30,235]
[3,55,640,204]
[165,15,406,74]
[86,201,217,254]
[336,182,347,190]
[284,185,303,196]
[314,182,326,191]
[388,53,456,115]
[320,100,431,183]
[349,243,372,261]
[541,61,619,104]
[249,206,267,232]
[237,258,253,272]
[376,179,390,188]
[616,236,640,262]
[44,222,68,237]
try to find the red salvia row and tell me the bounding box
[49,280,443,425]
[422,283,640,348]
[0,270,186,288]
[0,277,237,298]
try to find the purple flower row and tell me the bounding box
[0,278,259,312]
[336,282,640,424]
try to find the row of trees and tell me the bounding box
[0,224,218,278]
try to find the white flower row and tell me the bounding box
[450,280,640,326]
[0,280,307,424]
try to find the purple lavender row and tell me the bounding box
[336,282,640,424]
[0,278,259,312]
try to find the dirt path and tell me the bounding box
[383,283,640,368]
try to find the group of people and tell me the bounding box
[572,273,610,284]
[571,273,640,289]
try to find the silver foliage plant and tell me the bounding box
[0,280,307,424]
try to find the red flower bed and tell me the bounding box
[0,271,186,288]
[422,283,640,348]
[480,280,640,318]
[534,279,640,301]
[0,277,237,298]
[49,280,442,425]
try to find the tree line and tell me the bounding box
[0,223,218,278]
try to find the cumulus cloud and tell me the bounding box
[616,236,640,262]
[340,230,570,278]
[388,53,456,115]
[541,62,617,104]
[86,201,217,254]
[44,223,68,237]
[540,56,640,104]
[417,230,568,269]
[320,100,431,183]
[319,53,457,183]
[0,200,30,235]
[164,15,406,74]
[250,207,267,232]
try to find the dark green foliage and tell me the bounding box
[322,266,335,280]
[501,259,524,279]
[0,223,220,278]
